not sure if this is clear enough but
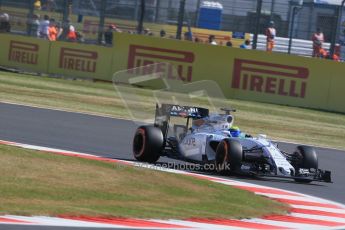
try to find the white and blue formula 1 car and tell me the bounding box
[132,104,332,183]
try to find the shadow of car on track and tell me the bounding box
[108,157,327,186]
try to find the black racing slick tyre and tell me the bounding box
[215,139,243,174]
[294,145,318,183]
[297,146,318,169]
[133,126,163,163]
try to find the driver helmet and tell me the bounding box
[229,126,241,137]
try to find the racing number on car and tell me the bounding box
[184,137,196,146]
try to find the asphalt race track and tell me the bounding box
[0,102,344,205]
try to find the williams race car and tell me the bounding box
[132,104,332,183]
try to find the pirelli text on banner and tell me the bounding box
[8,40,39,65]
[232,59,309,98]
[127,45,195,82]
[59,48,98,73]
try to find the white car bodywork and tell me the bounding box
[178,113,295,176]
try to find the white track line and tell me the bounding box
[290,213,345,223]
[291,205,345,214]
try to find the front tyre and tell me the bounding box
[133,126,163,163]
[215,139,243,174]
[294,145,318,183]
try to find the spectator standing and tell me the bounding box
[265,21,276,52]
[39,15,50,39]
[332,44,341,61]
[160,29,166,38]
[59,19,71,41]
[240,39,251,49]
[34,0,42,10]
[56,22,63,39]
[0,13,11,33]
[184,31,193,41]
[104,24,121,45]
[48,19,57,41]
[28,14,40,37]
[104,24,116,45]
[208,35,217,45]
[76,31,85,43]
[66,24,77,41]
[311,28,324,57]
[143,28,150,35]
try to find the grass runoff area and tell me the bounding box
[1,71,345,150]
[0,145,288,218]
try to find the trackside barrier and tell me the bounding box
[327,63,345,112]
[112,33,345,113]
[48,42,113,81]
[0,33,344,113]
[0,34,50,73]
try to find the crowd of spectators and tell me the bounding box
[0,9,341,61]
[309,27,340,61]
[24,13,83,42]
[263,21,340,61]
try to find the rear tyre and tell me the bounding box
[133,126,163,163]
[294,145,318,183]
[215,139,243,175]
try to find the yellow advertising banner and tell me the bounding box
[112,33,344,113]
[48,41,113,80]
[111,33,234,85]
[0,34,50,73]
[227,50,331,110]
[0,32,343,113]
[326,61,345,112]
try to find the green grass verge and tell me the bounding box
[0,145,287,219]
[0,71,345,150]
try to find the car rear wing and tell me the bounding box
[155,104,208,120]
[154,104,209,138]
